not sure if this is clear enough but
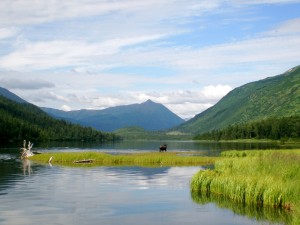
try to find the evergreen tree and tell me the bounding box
[194,116,300,141]
[0,96,120,142]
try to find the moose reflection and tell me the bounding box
[159,144,167,152]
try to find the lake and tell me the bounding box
[0,141,292,225]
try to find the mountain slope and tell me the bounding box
[0,95,118,142]
[42,100,185,132]
[176,66,300,134]
[0,87,28,103]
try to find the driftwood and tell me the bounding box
[73,159,94,164]
[20,140,34,159]
[32,151,42,154]
[48,156,53,163]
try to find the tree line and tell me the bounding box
[0,96,120,143]
[194,116,300,141]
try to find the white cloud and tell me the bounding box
[125,34,300,71]
[0,1,133,25]
[0,0,218,26]
[262,18,300,37]
[0,27,18,40]
[1,0,297,27]
[240,0,300,4]
[1,1,299,73]
[131,85,232,118]
[202,85,232,99]
[24,90,70,103]
[82,95,129,109]
[127,85,232,105]
[0,34,169,71]
[0,78,54,90]
[168,102,213,119]
[61,105,72,111]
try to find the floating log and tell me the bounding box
[32,151,42,154]
[73,159,94,164]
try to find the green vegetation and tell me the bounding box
[191,149,300,225]
[177,66,300,134]
[114,126,192,140]
[0,96,119,143]
[114,126,165,139]
[194,116,300,141]
[30,152,216,167]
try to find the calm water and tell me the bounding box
[16,139,291,156]
[0,141,292,225]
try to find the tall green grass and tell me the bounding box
[30,152,216,167]
[191,149,300,225]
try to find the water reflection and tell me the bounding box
[22,159,32,176]
[22,140,291,157]
[103,166,202,190]
[191,191,292,225]
[0,155,20,194]
[2,140,298,157]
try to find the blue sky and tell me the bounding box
[0,0,300,118]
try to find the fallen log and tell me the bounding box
[32,151,42,154]
[73,159,94,164]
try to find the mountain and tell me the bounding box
[0,94,118,142]
[42,100,185,132]
[0,87,28,103]
[176,65,300,134]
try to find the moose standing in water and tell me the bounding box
[159,144,167,152]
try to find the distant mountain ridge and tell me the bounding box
[42,100,185,132]
[0,87,27,103]
[176,65,300,134]
[0,86,184,132]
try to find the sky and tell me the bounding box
[0,0,300,119]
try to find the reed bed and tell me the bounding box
[221,149,300,157]
[190,149,300,225]
[30,151,216,167]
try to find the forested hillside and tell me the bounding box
[194,116,300,141]
[176,66,300,134]
[0,96,118,142]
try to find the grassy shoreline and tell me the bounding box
[192,139,300,145]
[30,151,216,167]
[191,149,300,225]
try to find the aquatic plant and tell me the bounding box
[190,149,300,225]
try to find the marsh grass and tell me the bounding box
[190,149,300,225]
[30,151,216,167]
